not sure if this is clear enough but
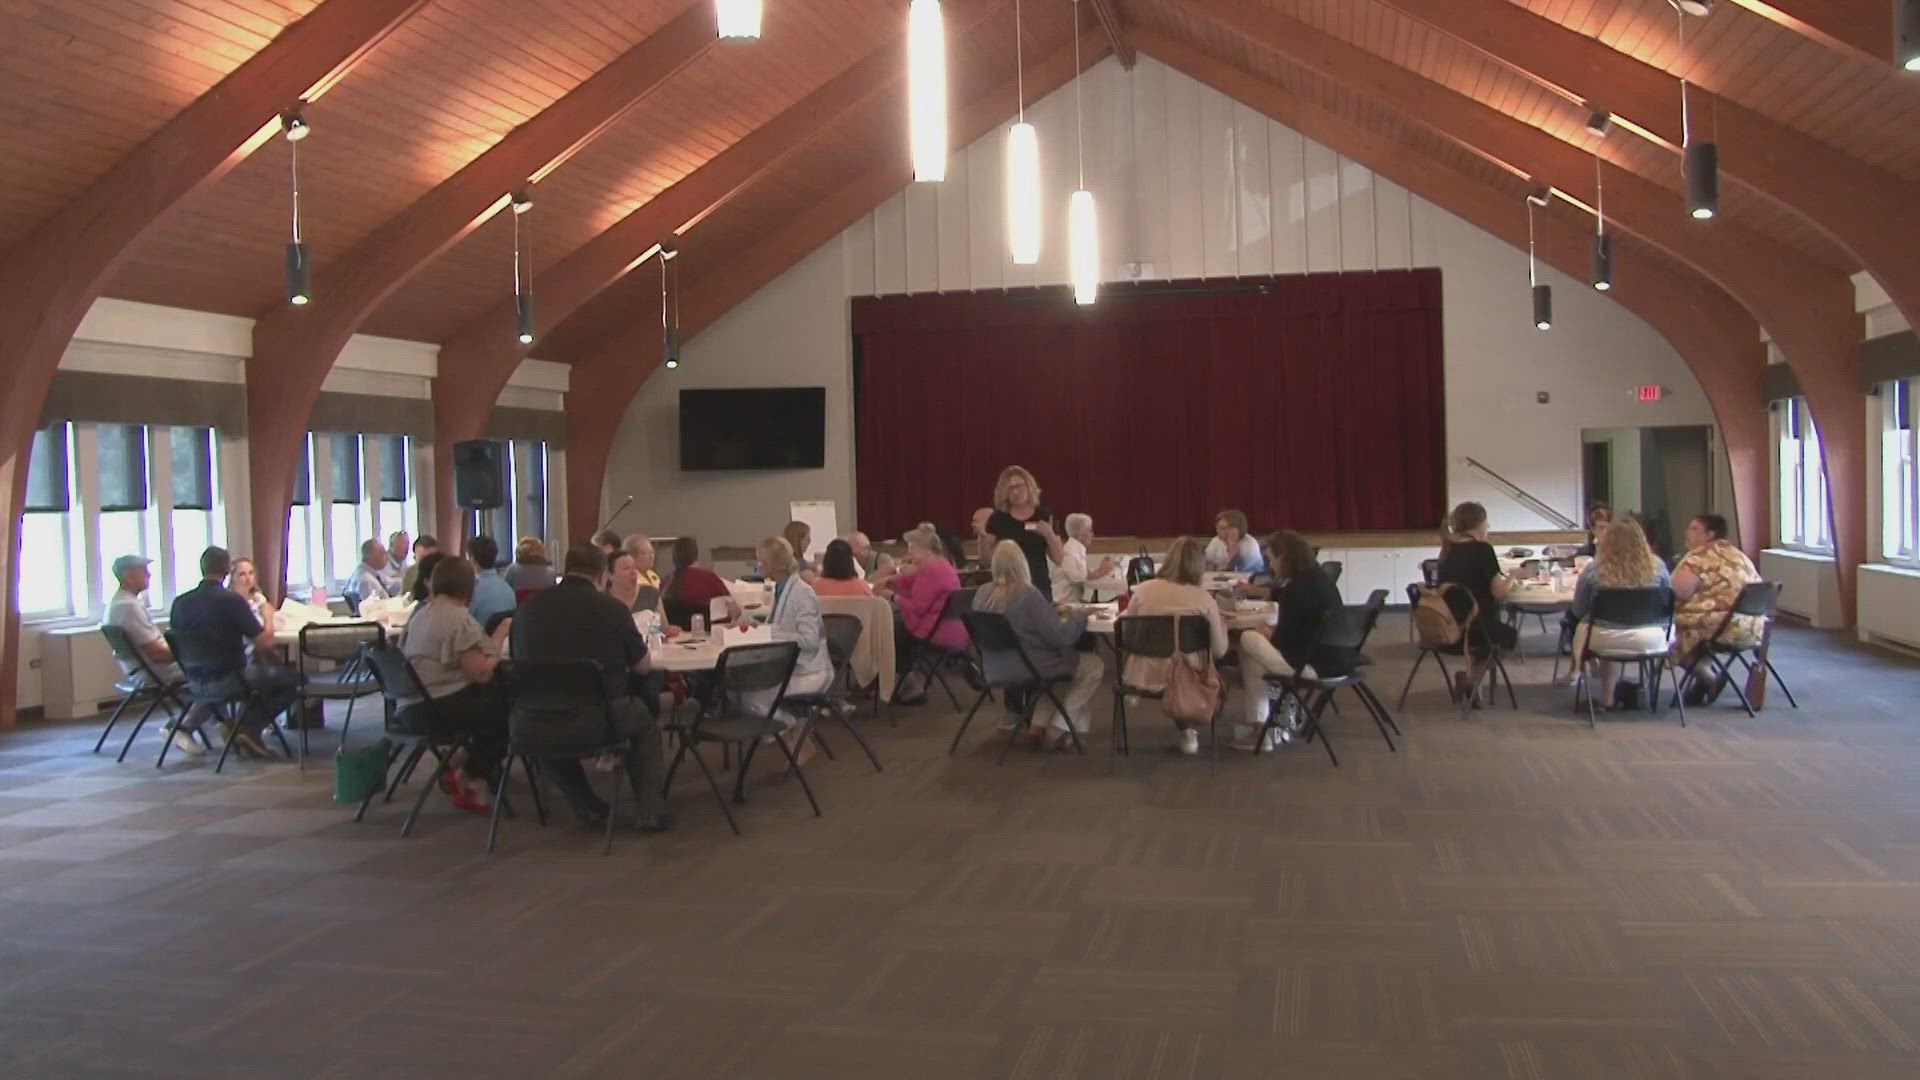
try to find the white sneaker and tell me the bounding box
[170,730,207,757]
[1177,728,1200,755]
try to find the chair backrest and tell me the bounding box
[341,589,362,617]
[360,641,431,706]
[164,627,243,683]
[1365,588,1389,611]
[1730,580,1784,619]
[1321,560,1343,586]
[1114,613,1211,661]
[960,610,1040,687]
[499,659,617,748]
[482,610,513,636]
[712,640,801,719]
[939,587,973,621]
[298,621,384,667]
[1587,586,1674,628]
[1420,558,1441,587]
[821,612,863,693]
[101,623,170,689]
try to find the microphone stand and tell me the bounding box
[599,495,635,536]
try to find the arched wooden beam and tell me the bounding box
[1142,31,1769,563]
[1727,1,1893,67]
[1170,0,1864,622]
[561,30,1112,540]
[246,1,716,600]
[430,0,1012,541]
[0,0,430,729]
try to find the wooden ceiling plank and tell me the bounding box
[561,28,1112,538]
[1726,0,1892,66]
[245,1,718,595]
[1171,0,1866,624]
[1139,26,1769,565]
[0,0,434,732]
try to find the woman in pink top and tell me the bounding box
[881,524,967,702]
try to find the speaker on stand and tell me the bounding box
[453,442,507,534]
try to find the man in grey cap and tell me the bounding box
[102,555,214,758]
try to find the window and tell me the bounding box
[375,434,418,543]
[96,424,155,601]
[287,436,320,590]
[328,433,364,581]
[1884,379,1918,566]
[165,427,221,596]
[19,424,77,616]
[1778,397,1832,552]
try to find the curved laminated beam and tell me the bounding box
[562,30,1112,539]
[431,0,1012,539]
[1141,31,1770,563]
[0,0,430,729]
[247,1,717,599]
[1727,1,1894,67]
[1170,0,1864,621]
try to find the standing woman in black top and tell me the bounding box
[1436,501,1517,698]
[978,465,1063,599]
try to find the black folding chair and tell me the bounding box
[96,624,194,765]
[1110,614,1220,774]
[1261,595,1398,767]
[662,641,805,835]
[1320,560,1344,591]
[1397,583,1516,719]
[496,659,633,855]
[781,613,883,774]
[294,621,385,769]
[1419,559,1441,587]
[358,642,489,838]
[950,611,1086,763]
[165,629,292,773]
[1674,580,1799,717]
[1575,587,1683,727]
[904,589,974,710]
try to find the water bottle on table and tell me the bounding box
[691,613,706,638]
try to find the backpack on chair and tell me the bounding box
[1412,583,1473,649]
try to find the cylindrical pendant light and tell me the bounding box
[1533,283,1553,331]
[716,0,762,39]
[1901,0,1920,71]
[660,243,681,370]
[908,0,947,182]
[1067,1,1097,305]
[1591,153,1612,291]
[1675,3,1716,220]
[1005,0,1040,265]
[511,188,534,345]
[514,294,535,346]
[1527,194,1551,330]
[282,109,312,306]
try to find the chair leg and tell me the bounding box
[662,740,689,795]
[1306,690,1339,767]
[1355,683,1396,751]
[356,741,406,823]
[212,707,242,774]
[386,742,428,802]
[1396,650,1428,710]
[772,734,822,817]
[520,757,549,827]
[485,764,510,853]
[1764,659,1799,708]
[1107,689,1126,775]
[809,724,837,761]
[1716,654,1756,717]
[602,752,620,856]
[1666,661,1687,727]
[684,743,740,835]
[1498,654,1518,709]
[401,754,451,838]
[996,689,1038,766]
[116,694,164,763]
[1043,687,1084,755]
[94,692,136,753]
[734,738,763,803]
[834,704,883,773]
[948,689,991,755]
[930,661,963,711]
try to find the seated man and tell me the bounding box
[102,554,215,757]
[349,539,392,608]
[168,546,300,758]
[400,534,440,597]
[465,534,516,630]
[846,530,895,584]
[509,543,673,833]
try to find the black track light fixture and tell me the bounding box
[1585,110,1612,138]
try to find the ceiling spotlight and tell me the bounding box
[510,188,533,214]
[280,109,310,142]
[1667,0,1712,15]
[1586,110,1612,137]
[659,240,679,261]
[1526,188,1551,207]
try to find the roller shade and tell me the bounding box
[39,371,244,430]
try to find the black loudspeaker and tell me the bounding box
[453,440,506,510]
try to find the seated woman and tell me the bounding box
[661,536,741,630]
[1236,530,1344,750]
[226,556,280,636]
[1671,513,1763,696]
[606,549,650,613]
[396,557,510,813]
[1122,535,1229,756]
[1205,509,1265,573]
[1577,502,1613,558]
[1436,501,1518,699]
[747,536,833,722]
[407,552,443,605]
[1564,518,1673,709]
[780,520,817,582]
[504,536,557,595]
[972,540,1102,750]
[884,524,967,704]
[622,533,664,613]
[812,539,874,597]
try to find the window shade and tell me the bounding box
[330,433,361,504]
[169,426,214,510]
[97,424,149,512]
[292,437,312,507]
[377,434,408,500]
[25,424,70,514]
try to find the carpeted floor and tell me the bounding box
[0,615,1917,1079]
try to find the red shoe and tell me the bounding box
[439,768,462,797]
[450,789,490,815]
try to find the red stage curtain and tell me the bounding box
[852,270,1445,540]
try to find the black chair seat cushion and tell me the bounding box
[301,672,379,699]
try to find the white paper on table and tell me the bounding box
[723,623,774,646]
[358,596,388,619]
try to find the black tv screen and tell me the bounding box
[679,387,827,471]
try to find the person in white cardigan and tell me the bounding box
[752,536,833,724]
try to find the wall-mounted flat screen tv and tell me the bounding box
[679,387,827,470]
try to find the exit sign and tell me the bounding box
[1635,384,1664,402]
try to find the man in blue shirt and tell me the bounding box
[465,534,515,629]
[169,546,299,758]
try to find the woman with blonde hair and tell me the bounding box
[1121,536,1229,755]
[971,540,1102,749]
[745,536,832,719]
[1564,518,1673,709]
[978,465,1062,598]
[779,520,816,580]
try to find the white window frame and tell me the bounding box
[1777,397,1834,554]
[1883,378,1919,568]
